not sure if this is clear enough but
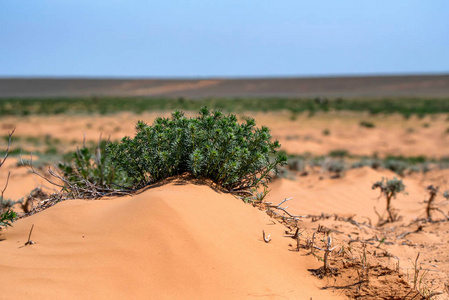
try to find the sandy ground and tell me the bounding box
[1,111,449,299]
[2,110,449,158]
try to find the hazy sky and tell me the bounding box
[1,1,448,78]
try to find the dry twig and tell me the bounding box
[24,224,35,246]
[262,230,271,243]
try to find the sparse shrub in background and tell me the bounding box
[309,156,325,168]
[445,127,449,134]
[321,158,346,178]
[351,158,382,170]
[369,158,383,170]
[351,160,369,169]
[444,191,449,200]
[407,165,421,174]
[107,107,287,191]
[328,149,349,158]
[372,177,406,223]
[322,129,330,136]
[422,123,430,128]
[359,121,375,128]
[288,157,306,173]
[384,159,408,176]
[289,111,298,121]
[421,162,431,174]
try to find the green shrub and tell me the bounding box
[58,140,132,197]
[0,209,17,228]
[107,107,287,191]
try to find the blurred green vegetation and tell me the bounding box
[282,150,449,178]
[1,97,449,116]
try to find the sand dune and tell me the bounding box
[0,178,344,299]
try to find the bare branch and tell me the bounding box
[433,207,449,220]
[267,197,306,219]
[1,172,10,195]
[20,153,64,188]
[0,128,15,168]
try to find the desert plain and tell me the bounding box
[1,76,449,299]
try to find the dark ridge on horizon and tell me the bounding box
[1,74,449,98]
[1,72,448,80]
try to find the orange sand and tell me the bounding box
[0,179,344,299]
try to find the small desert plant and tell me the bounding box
[359,121,375,128]
[384,159,408,176]
[287,157,306,173]
[328,149,349,158]
[107,107,287,191]
[425,185,438,220]
[0,209,17,228]
[372,177,406,223]
[321,158,346,178]
[322,129,330,136]
[423,186,449,221]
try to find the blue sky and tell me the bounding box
[1,1,448,78]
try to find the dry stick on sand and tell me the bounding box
[24,224,35,246]
[266,197,307,220]
[262,230,271,243]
